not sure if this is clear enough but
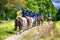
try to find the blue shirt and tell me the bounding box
[48,14,50,17]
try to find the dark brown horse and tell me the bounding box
[14,18,23,32]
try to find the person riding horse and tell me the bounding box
[40,14,44,26]
[47,13,51,24]
[15,8,23,32]
[26,10,31,29]
[36,13,40,26]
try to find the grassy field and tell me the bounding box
[0,21,15,40]
[0,21,60,40]
[22,21,60,40]
[39,21,60,40]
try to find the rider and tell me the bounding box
[15,8,23,31]
[40,13,44,26]
[16,8,22,19]
[26,10,31,28]
[22,9,26,17]
[47,13,51,24]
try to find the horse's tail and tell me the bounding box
[15,18,23,26]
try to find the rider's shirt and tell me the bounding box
[16,11,22,18]
[48,14,50,17]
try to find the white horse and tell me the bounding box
[22,17,27,31]
[30,17,36,27]
[22,17,37,31]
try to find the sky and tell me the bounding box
[51,0,60,9]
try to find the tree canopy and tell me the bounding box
[0,0,59,21]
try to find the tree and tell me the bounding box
[5,0,27,8]
[0,0,27,20]
[26,0,39,12]
[26,0,58,20]
[56,9,60,21]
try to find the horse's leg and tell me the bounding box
[14,25,17,31]
[27,19,30,29]
[19,24,23,33]
[35,20,37,26]
[47,17,50,24]
[36,21,37,26]
[33,22,35,27]
[23,22,27,31]
[37,21,39,26]
[41,20,44,26]
[24,21,27,31]
[14,19,17,31]
[38,20,40,26]
[36,21,38,26]
[35,21,36,26]
[40,20,42,26]
[39,21,40,26]
[48,20,50,24]
[32,21,35,27]
[38,21,40,26]
[35,21,37,26]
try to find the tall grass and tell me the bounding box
[39,21,60,40]
[0,21,60,40]
[0,21,15,40]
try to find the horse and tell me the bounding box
[36,16,40,26]
[47,17,51,24]
[22,17,27,31]
[14,17,30,32]
[26,16,31,29]
[22,17,36,30]
[15,18,23,32]
[30,17,36,27]
[39,15,44,26]
[47,14,51,24]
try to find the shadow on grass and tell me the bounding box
[6,31,15,34]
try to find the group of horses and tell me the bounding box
[14,10,50,33]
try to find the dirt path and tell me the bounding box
[5,22,55,40]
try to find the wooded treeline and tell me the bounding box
[0,0,60,21]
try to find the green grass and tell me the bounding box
[0,21,15,40]
[0,21,60,40]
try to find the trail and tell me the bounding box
[5,22,55,40]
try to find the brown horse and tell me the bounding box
[26,16,31,29]
[14,18,23,32]
[40,15,44,26]
[36,17,40,26]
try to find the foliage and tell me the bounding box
[56,9,60,21]
[0,0,60,21]
[0,0,27,20]
[26,0,58,20]
[0,21,15,40]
